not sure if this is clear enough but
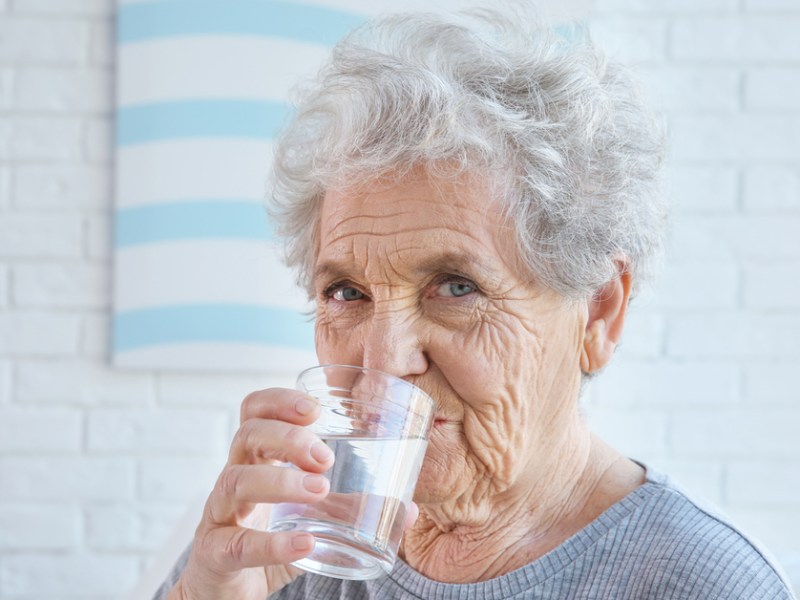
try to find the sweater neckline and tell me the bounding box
[382,477,663,600]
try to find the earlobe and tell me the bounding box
[581,318,609,374]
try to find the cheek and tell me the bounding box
[314,312,364,365]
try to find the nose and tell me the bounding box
[361,309,429,378]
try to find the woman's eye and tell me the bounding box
[331,286,365,302]
[436,280,476,298]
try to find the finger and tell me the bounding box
[206,464,330,525]
[196,526,315,572]
[228,419,334,472]
[240,388,321,425]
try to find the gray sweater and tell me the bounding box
[155,468,796,599]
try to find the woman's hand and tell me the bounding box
[168,388,334,600]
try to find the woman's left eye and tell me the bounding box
[436,280,476,298]
[331,286,365,302]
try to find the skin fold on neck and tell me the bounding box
[400,426,645,583]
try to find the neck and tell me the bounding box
[400,426,644,583]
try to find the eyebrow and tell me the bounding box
[314,251,503,286]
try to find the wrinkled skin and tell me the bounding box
[313,167,644,582]
[169,166,644,598]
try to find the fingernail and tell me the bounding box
[291,534,313,552]
[310,441,334,463]
[303,474,327,493]
[295,396,317,416]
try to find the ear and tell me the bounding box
[580,262,633,374]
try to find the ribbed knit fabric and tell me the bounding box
[154,468,797,599]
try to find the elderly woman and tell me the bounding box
[155,8,795,600]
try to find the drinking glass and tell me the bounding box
[267,365,435,580]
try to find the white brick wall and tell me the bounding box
[0,1,798,599]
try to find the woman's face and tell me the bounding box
[313,168,587,517]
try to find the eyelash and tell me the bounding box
[323,275,480,302]
[323,280,366,301]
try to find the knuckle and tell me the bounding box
[217,465,243,499]
[223,528,249,564]
[283,423,311,451]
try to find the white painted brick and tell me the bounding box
[743,166,800,212]
[672,17,800,62]
[13,0,112,15]
[14,164,110,210]
[86,504,184,551]
[647,458,724,505]
[0,312,80,357]
[0,457,135,500]
[666,214,736,264]
[0,407,82,452]
[0,504,80,550]
[0,166,10,209]
[649,261,738,309]
[668,313,800,358]
[670,17,740,61]
[743,263,800,309]
[89,18,113,66]
[0,553,139,596]
[667,215,800,261]
[665,166,738,213]
[79,312,109,357]
[615,309,665,359]
[86,213,111,259]
[12,262,108,309]
[589,17,667,63]
[0,67,13,109]
[596,0,738,12]
[0,360,10,404]
[639,66,739,112]
[157,372,287,407]
[140,456,223,501]
[671,115,800,162]
[591,359,739,407]
[0,213,82,258]
[727,461,800,507]
[746,67,800,110]
[15,359,156,405]
[0,116,83,160]
[84,116,111,162]
[584,405,667,461]
[0,17,87,63]
[0,264,8,307]
[669,408,800,458]
[87,409,229,454]
[785,558,800,600]
[743,362,799,405]
[15,66,111,112]
[745,0,800,8]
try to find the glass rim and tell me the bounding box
[296,364,435,414]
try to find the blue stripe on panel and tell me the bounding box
[115,200,273,247]
[114,304,314,351]
[116,99,287,146]
[118,0,364,45]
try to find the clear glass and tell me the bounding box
[267,365,434,580]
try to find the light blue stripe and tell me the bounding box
[114,304,314,351]
[116,99,287,146]
[118,0,364,45]
[115,200,272,247]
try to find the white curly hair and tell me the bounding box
[268,7,668,301]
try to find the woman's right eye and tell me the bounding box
[328,285,366,302]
